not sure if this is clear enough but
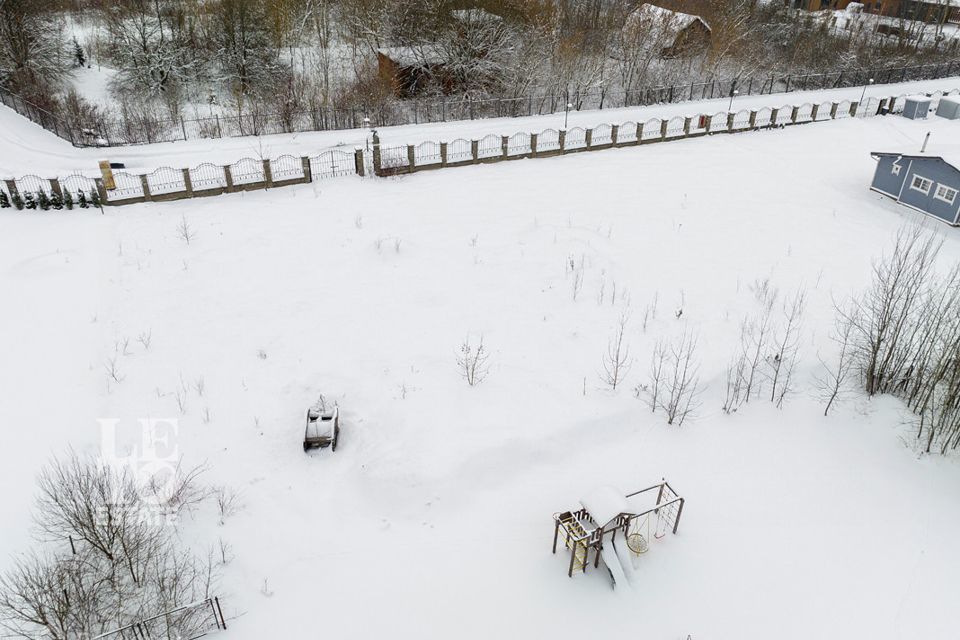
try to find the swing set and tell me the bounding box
[551,479,685,579]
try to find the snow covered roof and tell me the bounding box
[580,486,631,527]
[941,95,960,106]
[377,46,447,67]
[624,3,712,38]
[905,94,933,103]
[872,152,960,172]
[450,8,503,24]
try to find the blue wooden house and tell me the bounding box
[869,153,960,226]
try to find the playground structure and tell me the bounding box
[551,480,684,587]
[303,397,340,452]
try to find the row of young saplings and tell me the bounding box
[0,188,103,211]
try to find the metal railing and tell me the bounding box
[1,61,957,148]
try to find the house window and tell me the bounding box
[910,175,933,195]
[934,184,958,205]
[891,162,901,176]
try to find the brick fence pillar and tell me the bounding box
[4,179,18,201]
[49,178,63,199]
[139,174,152,201]
[500,135,509,159]
[749,110,757,128]
[224,165,235,192]
[530,133,538,157]
[636,122,643,143]
[790,106,799,123]
[849,101,859,117]
[830,102,838,119]
[811,104,820,120]
[770,107,779,126]
[726,112,734,131]
[262,158,273,188]
[181,168,193,196]
[585,128,593,149]
[683,117,691,136]
[471,140,479,163]
[559,129,566,153]
[352,150,363,177]
[611,124,619,145]
[406,145,416,171]
[660,119,668,139]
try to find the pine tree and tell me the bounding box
[37,191,51,210]
[73,37,86,68]
[11,192,24,210]
[78,191,89,208]
[0,191,10,208]
[23,193,37,210]
[50,192,63,210]
[89,188,102,210]
[63,190,74,210]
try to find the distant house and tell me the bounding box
[622,4,712,58]
[791,0,959,24]
[870,152,960,225]
[377,47,450,98]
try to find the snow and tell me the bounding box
[2,76,959,178]
[626,3,711,33]
[3,110,960,640]
[580,486,629,527]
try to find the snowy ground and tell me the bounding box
[1,75,959,178]
[2,114,960,640]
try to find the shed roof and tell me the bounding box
[872,152,960,174]
[377,46,447,67]
[623,4,711,45]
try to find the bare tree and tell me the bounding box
[600,309,632,391]
[651,330,702,426]
[766,289,806,408]
[457,335,490,386]
[816,309,858,417]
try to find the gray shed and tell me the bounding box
[902,95,932,120]
[936,95,960,120]
[870,152,960,225]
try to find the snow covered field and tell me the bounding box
[2,113,960,640]
[2,75,959,177]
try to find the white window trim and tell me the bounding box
[933,184,958,205]
[891,162,902,176]
[910,174,933,195]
